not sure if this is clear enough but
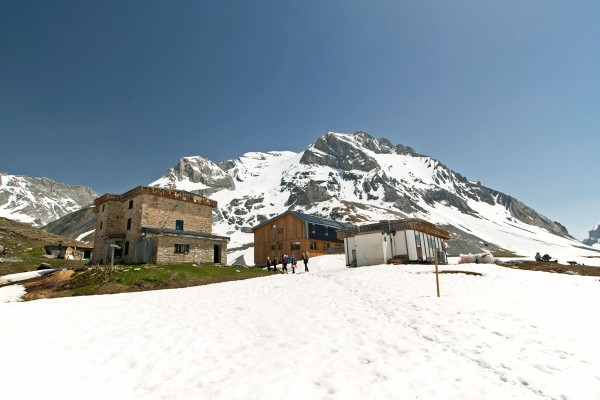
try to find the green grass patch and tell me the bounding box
[63,264,273,296]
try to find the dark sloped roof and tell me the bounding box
[290,211,352,229]
[252,210,351,231]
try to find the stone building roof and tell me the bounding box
[93,186,217,211]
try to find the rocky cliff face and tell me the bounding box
[151,156,235,196]
[0,173,98,226]
[583,224,600,246]
[150,131,582,255]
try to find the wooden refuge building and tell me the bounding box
[92,186,229,265]
[337,219,450,267]
[252,211,351,266]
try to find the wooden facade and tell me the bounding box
[253,211,348,266]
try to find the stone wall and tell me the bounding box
[140,193,213,233]
[92,199,125,263]
[154,235,228,264]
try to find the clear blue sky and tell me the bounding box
[1,1,598,240]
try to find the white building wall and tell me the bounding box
[345,237,356,266]
[406,230,418,261]
[422,232,431,261]
[393,231,407,256]
[383,234,392,262]
[355,232,386,267]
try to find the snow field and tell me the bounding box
[0,255,599,399]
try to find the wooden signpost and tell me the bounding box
[435,251,440,297]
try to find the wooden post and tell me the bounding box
[435,250,440,297]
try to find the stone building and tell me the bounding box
[92,186,228,265]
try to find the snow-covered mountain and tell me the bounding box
[583,223,600,247]
[151,131,596,257]
[0,173,98,227]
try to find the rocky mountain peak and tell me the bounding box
[300,132,379,171]
[583,223,600,246]
[299,131,418,172]
[151,155,235,195]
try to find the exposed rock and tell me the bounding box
[152,156,235,196]
[300,133,379,172]
[583,224,600,246]
[0,173,97,226]
[285,181,333,207]
[43,206,96,243]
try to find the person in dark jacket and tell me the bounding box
[272,256,278,272]
[282,254,288,273]
[303,252,309,272]
[266,256,272,271]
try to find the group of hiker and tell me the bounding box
[266,252,309,274]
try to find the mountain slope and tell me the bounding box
[42,206,97,243]
[0,173,97,226]
[151,131,596,258]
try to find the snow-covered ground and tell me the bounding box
[1,255,599,399]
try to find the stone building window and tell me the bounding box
[128,200,134,209]
[127,218,132,230]
[99,221,103,230]
[174,244,189,254]
[102,204,105,212]
[124,241,129,256]
[176,220,184,231]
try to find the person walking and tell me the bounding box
[282,254,288,274]
[272,256,278,272]
[291,255,297,274]
[303,252,309,272]
[266,256,272,271]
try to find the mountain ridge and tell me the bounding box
[0,173,98,226]
[150,131,590,258]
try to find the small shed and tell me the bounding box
[337,219,450,267]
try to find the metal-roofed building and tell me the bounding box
[252,210,351,266]
[337,219,450,267]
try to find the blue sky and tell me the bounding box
[1,1,598,240]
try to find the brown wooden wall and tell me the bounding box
[253,214,345,265]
